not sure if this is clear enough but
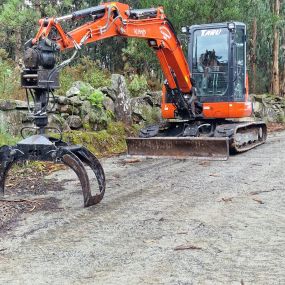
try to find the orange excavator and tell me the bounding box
[0,2,267,206]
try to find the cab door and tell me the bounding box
[229,25,251,117]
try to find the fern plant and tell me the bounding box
[87,90,105,109]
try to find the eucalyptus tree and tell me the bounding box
[0,0,38,62]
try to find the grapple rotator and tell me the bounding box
[0,38,106,207]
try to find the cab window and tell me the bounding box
[234,27,245,100]
[192,28,229,98]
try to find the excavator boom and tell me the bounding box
[32,2,192,94]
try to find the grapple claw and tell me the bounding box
[0,136,106,208]
[0,145,15,196]
[62,147,106,207]
[72,147,106,206]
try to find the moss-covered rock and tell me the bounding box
[251,94,285,123]
[66,81,95,98]
[59,104,80,115]
[0,100,17,111]
[66,115,83,130]
[131,96,161,125]
[62,122,127,157]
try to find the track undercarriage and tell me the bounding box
[127,120,267,160]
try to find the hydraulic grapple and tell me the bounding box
[0,38,105,207]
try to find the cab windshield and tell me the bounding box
[192,28,229,97]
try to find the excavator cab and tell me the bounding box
[186,22,251,118]
[129,20,266,158]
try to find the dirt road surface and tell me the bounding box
[0,131,284,285]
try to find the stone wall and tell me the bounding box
[252,94,285,123]
[0,74,161,136]
[1,76,284,137]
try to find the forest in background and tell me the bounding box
[0,0,284,99]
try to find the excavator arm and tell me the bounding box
[33,2,191,91]
[28,2,196,119]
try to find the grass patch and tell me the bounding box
[0,49,24,100]
[0,126,18,146]
[62,122,129,157]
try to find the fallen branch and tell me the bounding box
[209,173,220,177]
[220,197,233,202]
[174,244,203,251]
[250,189,280,196]
[252,198,265,204]
[0,198,43,204]
[121,158,142,165]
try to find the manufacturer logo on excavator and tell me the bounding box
[133,29,147,37]
[160,26,171,40]
[201,29,222,36]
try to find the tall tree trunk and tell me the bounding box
[14,27,22,64]
[281,30,285,97]
[251,18,257,94]
[32,0,42,16]
[271,0,280,95]
[35,0,41,11]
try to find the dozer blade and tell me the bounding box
[126,137,229,160]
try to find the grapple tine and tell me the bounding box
[0,146,15,196]
[61,152,101,207]
[68,147,106,207]
[126,137,229,160]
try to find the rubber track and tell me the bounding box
[229,122,267,153]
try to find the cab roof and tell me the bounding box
[189,22,246,32]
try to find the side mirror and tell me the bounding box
[181,26,189,33]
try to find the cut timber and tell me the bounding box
[126,137,229,160]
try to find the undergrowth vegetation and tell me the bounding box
[127,74,149,97]
[62,122,129,157]
[0,124,18,146]
[87,89,105,108]
[59,57,111,96]
[0,49,22,99]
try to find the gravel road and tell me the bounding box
[0,131,284,285]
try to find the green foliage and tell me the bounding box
[62,122,127,156]
[0,0,39,60]
[85,89,115,130]
[128,75,149,97]
[143,106,161,125]
[0,49,21,98]
[0,124,18,146]
[276,113,285,124]
[122,39,156,75]
[88,90,105,108]
[80,58,111,89]
[106,109,115,121]
[59,57,110,96]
